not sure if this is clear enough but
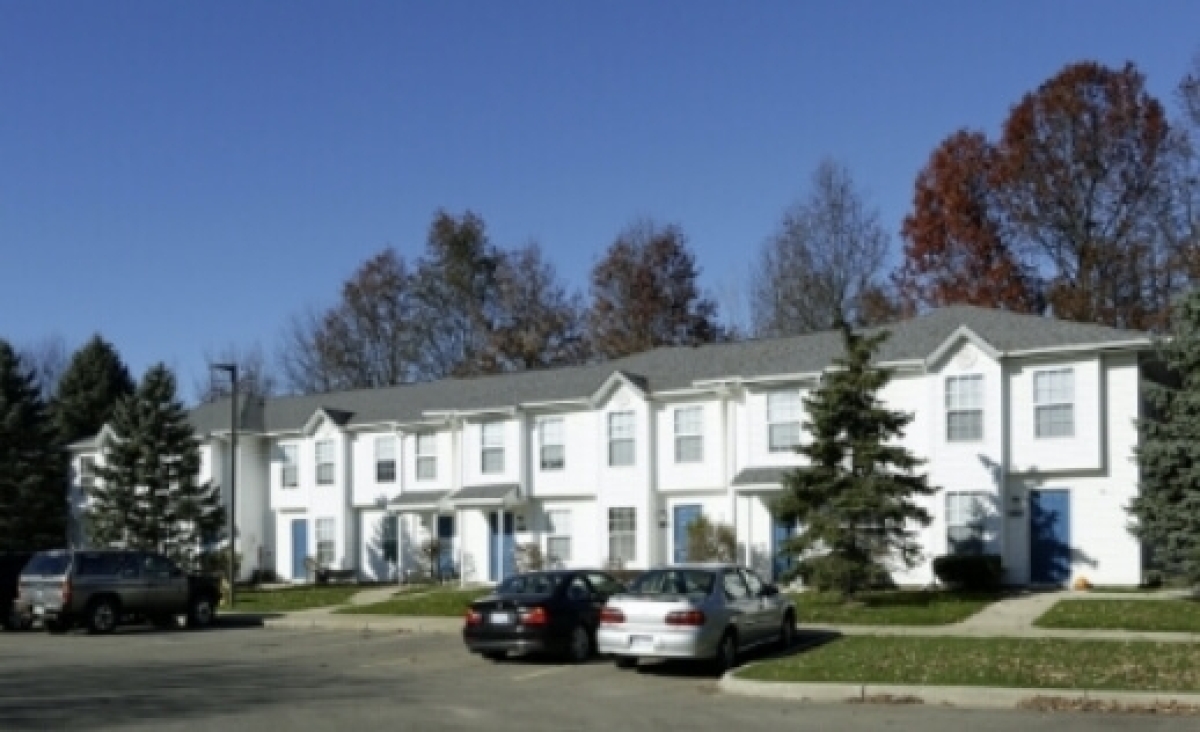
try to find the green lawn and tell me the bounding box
[1035,599,1200,633]
[738,636,1200,691]
[336,587,490,616]
[790,590,996,626]
[231,585,362,612]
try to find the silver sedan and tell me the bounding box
[596,563,795,674]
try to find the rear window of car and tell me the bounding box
[76,553,132,577]
[629,569,715,597]
[496,573,565,595]
[21,553,71,577]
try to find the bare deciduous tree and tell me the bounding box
[195,342,279,404]
[19,334,70,402]
[752,160,889,337]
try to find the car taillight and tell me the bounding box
[665,610,706,626]
[61,579,71,605]
[599,607,625,625]
[465,609,483,626]
[519,607,549,626]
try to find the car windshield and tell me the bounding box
[629,569,715,597]
[496,573,565,596]
[21,553,70,577]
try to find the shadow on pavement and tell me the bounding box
[631,629,843,678]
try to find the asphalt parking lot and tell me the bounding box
[2,623,1198,731]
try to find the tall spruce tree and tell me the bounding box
[51,335,135,445]
[89,364,223,566]
[1130,290,1200,583]
[772,323,937,597]
[0,341,68,550]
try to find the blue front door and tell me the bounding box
[291,519,308,580]
[488,513,515,581]
[673,504,703,563]
[772,519,798,581]
[1030,489,1071,585]
[437,515,456,578]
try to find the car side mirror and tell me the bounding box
[760,584,779,597]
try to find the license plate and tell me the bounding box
[33,606,44,617]
[489,612,513,625]
[630,635,654,652]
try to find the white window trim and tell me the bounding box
[539,418,565,471]
[946,492,988,555]
[1033,368,1075,439]
[315,440,335,486]
[767,390,802,453]
[674,406,704,463]
[415,433,437,481]
[608,507,636,564]
[608,411,635,467]
[281,444,299,488]
[375,436,397,483]
[316,517,336,567]
[79,456,97,490]
[481,422,505,475]
[945,374,984,443]
[545,509,572,567]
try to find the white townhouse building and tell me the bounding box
[68,306,1154,587]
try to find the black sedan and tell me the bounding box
[463,570,625,662]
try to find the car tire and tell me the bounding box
[710,631,737,676]
[778,613,796,650]
[565,624,591,663]
[87,599,119,635]
[614,656,637,670]
[44,618,72,634]
[187,595,216,629]
[482,651,507,662]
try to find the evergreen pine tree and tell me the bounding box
[51,335,135,445]
[1130,291,1200,583]
[89,364,223,566]
[0,341,68,551]
[773,323,937,597]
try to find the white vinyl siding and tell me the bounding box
[481,421,505,475]
[767,391,801,452]
[280,444,298,488]
[316,518,336,566]
[79,456,97,491]
[1034,369,1075,438]
[545,510,572,566]
[608,507,636,565]
[674,406,704,463]
[946,492,987,555]
[539,418,565,471]
[415,433,437,481]
[608,412,635,467]
[315,440,335,485]
[374,436,397,483]
[945,375,984,442]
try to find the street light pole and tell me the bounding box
[212,363,238,607]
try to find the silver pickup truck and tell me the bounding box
[14,549,222,634]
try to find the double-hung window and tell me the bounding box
[1034,369,1074,438]
[767,390,802,452]
[481,422,505,475]
[608,508,636,565]
[79,456,97,492]
[381,516,398,563]
[316,518,336,566]
[375,436,397,483]
[945,492,988,555]
[281,444,299,488]
[415,433,437,481]
[315,440,335,485]
[546,510,572,566]
[945,375,984,442]
[608,411,635,467]
[539,418,565,471]
[674,406,704,463]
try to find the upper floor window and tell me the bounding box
[375,436,396,483]
[281,444,299,488]
[79,456,97,491]
[1034,369,1074,438]
[481,421,505,475]
[945,375,984,442]
[315,440,335,485]
[415,433,437,481]
[608,411,635,467]
[539,418,565,471]
[767,390,801,452]
[674,406,704,463]
[946,492,988,555]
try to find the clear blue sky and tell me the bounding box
[2,0,1197,399]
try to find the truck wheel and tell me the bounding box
[87,599,119,635]
[187,595,216,629]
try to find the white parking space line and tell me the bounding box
[511,667,567,681]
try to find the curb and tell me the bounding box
[262,615,461,634]
[718,674,1200,710]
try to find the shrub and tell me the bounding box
[515,543,545,572]
[797,554,893,597]
[685,515,737,562]
[932,554,1003,591]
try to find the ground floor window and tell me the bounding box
[546,510,572,566]
[946,492,988,555]
[608,507,636,566]
[381,515,398,563]
[316,517,336,566]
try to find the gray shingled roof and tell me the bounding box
[188,306,1151,436]
[449,483,520,505]
[389,490,450,508]
[732,467,792,486]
